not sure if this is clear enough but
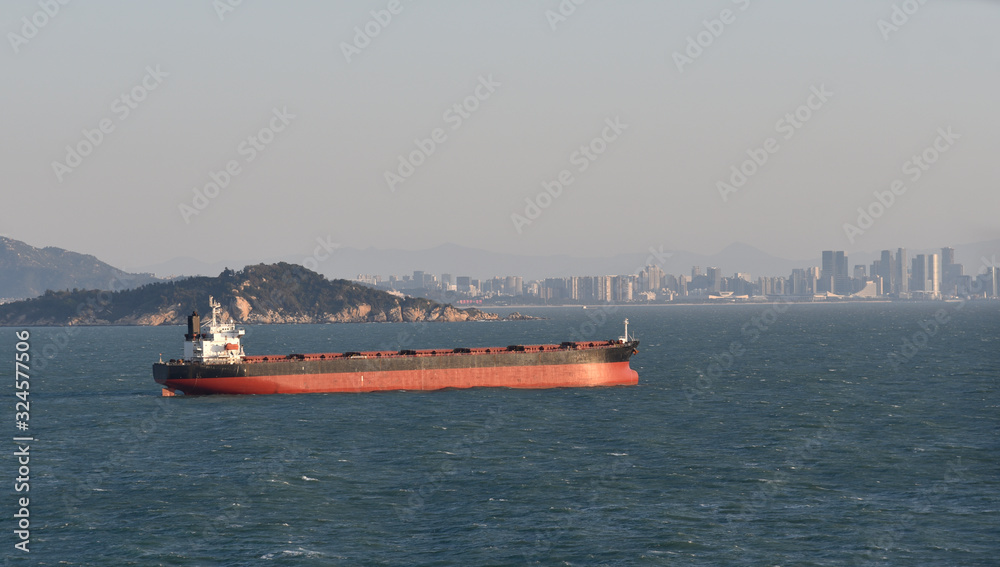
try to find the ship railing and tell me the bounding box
[236,341,622,364]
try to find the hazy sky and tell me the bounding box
[3,0,998,272]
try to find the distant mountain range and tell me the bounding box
[130,242,811,281]
[0,237,160,301]
[3,236,996,302]
[133,240,1000,282]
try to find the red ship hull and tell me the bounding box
[154,341,639,395]
[156,361,637,395]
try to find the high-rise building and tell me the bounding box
[940,248,962,296]
[911,254,936,293]
[911,255,925,291]
[821,251,850,294]
[646,265,663,292]
[879,250,894,293]
[871,275,884,296]
[791,266,820,296]
[821,251,834,292]
[707,267,722,293]
[662,274,679,293]
[611,276,634,302]
[790,269,807,295]
[896,248,909,296]
[943,263,964,296]
[596,276,612,302]
[941,247,955,267]
[773,277,786,295]
[911,254,941,295]
[542,278,567,301]
[579,277,595,302]
[929,253,941,294]
[837,252,850,294]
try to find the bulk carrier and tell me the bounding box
[153,297,639,395]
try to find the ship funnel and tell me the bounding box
[186,310,200,341]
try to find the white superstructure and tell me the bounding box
[183,296,245,363]
[617,319,635,344]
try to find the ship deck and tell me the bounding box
[164,340,632,365]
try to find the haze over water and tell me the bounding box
[16,303,999,565]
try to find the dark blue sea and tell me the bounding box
[5,302,999,566]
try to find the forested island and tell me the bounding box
[0,263,513,326]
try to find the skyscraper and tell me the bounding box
[879,250,894,293]
[941,247,960,296]
[910,254,941,295]
[837,252,850,294]
[707,267,722,293]
[941,247,955,267]
[821,251,834,293]
[943,262,964,296]
[896,248,909,296]
[504,276,516,295]
[790,269,808,295]
[596,276,612,302]
[648,265,663,292]
[821,251,850,294]
[911,255,926,291]
[929,253,941,295]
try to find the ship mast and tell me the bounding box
[618,318,633,343]
[209,295,219,327]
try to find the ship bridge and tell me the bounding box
[183,296,245,363]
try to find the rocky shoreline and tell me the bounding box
[3,300,539,327]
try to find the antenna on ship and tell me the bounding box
[618,318,631,343]
[209,295,219,327]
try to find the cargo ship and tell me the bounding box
[153,297,639,395]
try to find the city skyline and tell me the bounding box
[356,244,999,304]
[4,231,997,284]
